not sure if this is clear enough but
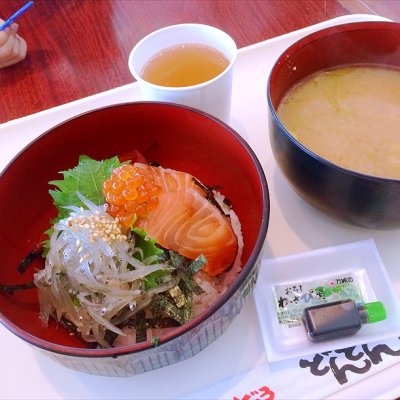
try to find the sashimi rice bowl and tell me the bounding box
[0,102,269,376]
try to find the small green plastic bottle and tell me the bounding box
[302,299,387,342]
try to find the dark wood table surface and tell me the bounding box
[1,0,400,124]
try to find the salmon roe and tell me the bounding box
[103,164,161,227]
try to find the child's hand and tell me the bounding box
[0,20,27,68]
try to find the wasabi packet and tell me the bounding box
[273,271,365,329]
[253,239,400,362]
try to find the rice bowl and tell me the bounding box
[0,102,269,376]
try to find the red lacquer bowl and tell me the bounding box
[0,102,269,376]
[268,21,400,228]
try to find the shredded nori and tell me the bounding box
[191,177,228,216]
[1,245,43,295]
[17,247,43,274]
[59,316,81,337]
[134,310,148,343]
[148,250,206,326]
[152,294,188,325]
[0,281,35,295]
[146,316,179,329]
[188,254,207,275]
[59,316,116,349]
[179,273,204,296]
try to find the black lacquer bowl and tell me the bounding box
[267,21,400,229]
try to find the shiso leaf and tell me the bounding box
[132,228,164,261]
[132,228,170,290]
[42,155,125,254]
[49,155,123,221]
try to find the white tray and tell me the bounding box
[1,14,399,400]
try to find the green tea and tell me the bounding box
[141,43,229,87]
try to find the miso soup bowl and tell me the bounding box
[268,21,400,228]
[0,102,269,376]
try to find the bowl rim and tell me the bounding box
[0,101,270,357]
[267,20,400,184]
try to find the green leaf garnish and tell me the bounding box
[132,228,164,261]
[132,228,168,289]
[49,155,123,221]
[41,155,125,255]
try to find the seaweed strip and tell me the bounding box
[135,310,147,343]
[182,294,194,322]
[169,251,191,270]
[57,317,101,348]
[191,177,228,216]
[58,317,116,349]
[146,316,179,329]
[179,274,205,296]
[17,246,43,274]
[0,281,35,294]
[152,294,188,325]
[189,254,207,274]
[104,330,118,347]
[59,316,81,337]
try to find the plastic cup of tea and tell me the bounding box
[128,23,237,123]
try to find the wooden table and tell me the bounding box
[1,0,399,124]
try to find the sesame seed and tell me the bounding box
[67,212,127,245]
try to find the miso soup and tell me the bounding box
[277,66,400,179]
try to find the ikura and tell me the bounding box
[103,164,161,227]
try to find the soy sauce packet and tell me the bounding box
[253,239,400,362]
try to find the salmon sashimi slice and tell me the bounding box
[133,163,238,276]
